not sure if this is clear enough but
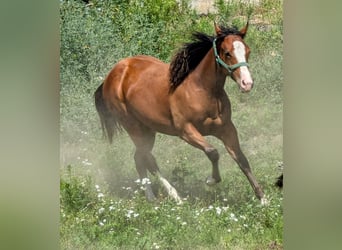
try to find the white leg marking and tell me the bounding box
[156,172,183,204]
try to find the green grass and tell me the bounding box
[61,167,283,249]
[60,0,283,249]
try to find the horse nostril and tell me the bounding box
[242,79,253,86]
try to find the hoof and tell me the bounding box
[176,198,184,205]
[261,196,269,206]
[206,176,219,186]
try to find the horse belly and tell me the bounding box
[128,88,177,135]
[121,58,178,135]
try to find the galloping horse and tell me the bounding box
[95,22,267,205]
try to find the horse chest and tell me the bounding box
[207,98,222,117]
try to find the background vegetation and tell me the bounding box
[60,0,283,249]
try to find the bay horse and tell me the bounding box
[95,22,267,205]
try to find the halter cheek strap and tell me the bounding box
[213,38,249,74]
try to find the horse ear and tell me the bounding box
[214,21,222,36]
[240,21,249,39]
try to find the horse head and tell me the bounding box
[213,22,253,92]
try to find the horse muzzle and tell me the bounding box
[240,79,253,92]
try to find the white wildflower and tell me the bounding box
[82,159,92,166]
[97,193,104,198]
[216,207,222,215]
[126,209,135,218]
[98,207,105,214]
[141,178,151,185]
[152,242,160,249]
[230,213,238,222]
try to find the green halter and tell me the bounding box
[213,38,249,74]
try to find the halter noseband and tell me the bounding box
[213,38,249,74]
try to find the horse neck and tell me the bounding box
[191,48,227,94]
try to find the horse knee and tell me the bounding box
[205,147,219,163]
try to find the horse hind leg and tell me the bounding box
[134,149,157,202]
[129,126,182,204]
[143,152,183,204]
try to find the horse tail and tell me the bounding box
[94,82,121,143]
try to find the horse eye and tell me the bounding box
[225,52,231,58]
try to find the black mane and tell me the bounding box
[169,25,242,92]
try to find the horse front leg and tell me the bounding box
[219,122,267,205]
[181,123,222,185]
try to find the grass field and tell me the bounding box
[60,0,283,249]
